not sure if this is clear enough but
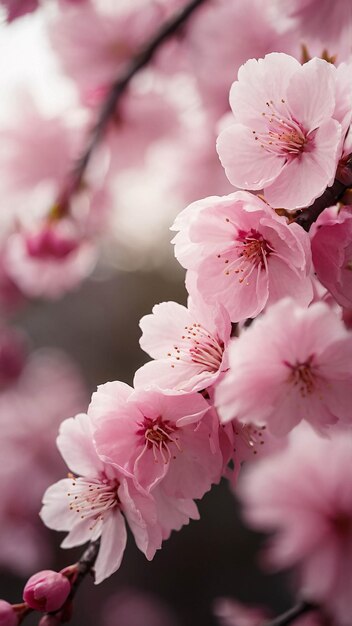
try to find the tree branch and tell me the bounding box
[263,601,317,626]
[294,178,348,231]
[59,0,207,208]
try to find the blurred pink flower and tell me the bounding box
[0,0,39,21]
[217,54,344,210]
[4,219,97,300]
[239,426,352,625]
[92,381,222,499]
[172,191,313,322]
[0,337,87,575]
[47,0,164,103]
[216,299,352,436]
[134,297,231,393]
[102,588,180,626]
[310,206,352,309]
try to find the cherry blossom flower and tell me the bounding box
[91,381,221,498]
[40,413,164,584]
[23,570,71,612]
[134,297,231,393]
[310,205,352,309]
[171,191,313,322]
[239,426,352,625]
[217,54,345,210]
[0,0,39,22]
[216,299,352,436]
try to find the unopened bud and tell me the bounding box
[0,600,17,626]
[23,570,71,612]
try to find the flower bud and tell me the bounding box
[23,570,71,612]
[0,600,17,626]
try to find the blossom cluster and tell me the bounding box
[40,45,352,626]
[1,1,352,625]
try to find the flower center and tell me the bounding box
[26,228,78,260]
[253,99,307,157]
[136,415,181,463]
[167,323,224,373]
[284,356,316,396]
[217,226,272,285]
[67,474,119,530]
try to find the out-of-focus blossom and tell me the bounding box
[0,332,87,575]
[0,601,17,626]
[0,0,39,22]
[239,426,352,625]
[4,219,97,300]
[23,570,71,612]
[184,0,296,118]
[310,205,352,309]
[270,0,352,63]
[47,0,164,103]
[216,299,352,436]
[217,54,346,210]
[0,92,110,299]
[134,297,231,393]
[92,381,221,498]
[102,588,180,626]
[171,192,313,322]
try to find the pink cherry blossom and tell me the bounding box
[239,426,352,625]
[134,296,231,393]
[310,205,352,308]
[217,54,344,210]
[40,412,165,584]
[171,191,313,322]
[91,381,221,498]
[216,299,352,436]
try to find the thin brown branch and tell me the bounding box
[263,601,317,626]
[294,178,347,231]
[59,0,207,209]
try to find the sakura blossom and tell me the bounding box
[310,205,352,308]
[239,426,352,626]
[23,570,71,612]
[216,299,352,436]
[171,191,313,322]
[40,412,164,584]
[90,381,222,498]
[217,53,347,210]
[134,296,231,393]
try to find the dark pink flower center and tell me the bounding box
[217,227,273,285]
[167,323,224,373]
[284,356,317,396]
[253,99,307,158]
[67,474,119,530]
[136,415,181,463]
[26,228,78,260]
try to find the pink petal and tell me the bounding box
[287,58,336,130]
[264,119,341,210]
[94,509,127,584]
[139,301,191,360]
[217,123,284,189]
[57,414,102,478]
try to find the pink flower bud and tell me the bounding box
[0,601,17,626]
[23,570,71,612]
